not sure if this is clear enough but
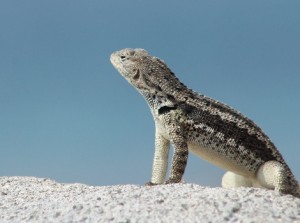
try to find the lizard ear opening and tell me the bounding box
[133,69,140,80]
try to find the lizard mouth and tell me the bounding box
[110,53,121,70]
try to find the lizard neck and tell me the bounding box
[141,91,178,117]
[139,71,198,107]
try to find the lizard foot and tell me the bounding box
[164,178,181,184]
[145,181,158,186]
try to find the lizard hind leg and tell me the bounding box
[222,171,253,188]
[255,160,291,194]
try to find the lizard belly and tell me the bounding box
[188,142,255,177]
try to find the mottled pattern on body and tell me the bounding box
[110,48,299,197]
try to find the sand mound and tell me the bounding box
[0,177,299,222]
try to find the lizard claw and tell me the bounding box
[164,178,181,184]
[145,181,158,186]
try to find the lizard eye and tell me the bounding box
[120,55,126,61]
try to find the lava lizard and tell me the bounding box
[110,48,299,197]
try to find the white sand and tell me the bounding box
[0,177,299,222]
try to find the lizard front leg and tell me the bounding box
[146,128,170,185]
[165,128,189,184]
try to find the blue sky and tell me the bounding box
[0,1,299,187]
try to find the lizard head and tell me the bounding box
[110,48,183,95]
[110,48,149,88]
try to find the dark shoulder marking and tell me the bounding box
[158,106,177,115]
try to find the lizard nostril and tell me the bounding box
[120,55,126,61]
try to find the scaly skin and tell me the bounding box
[110,48,299,197]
